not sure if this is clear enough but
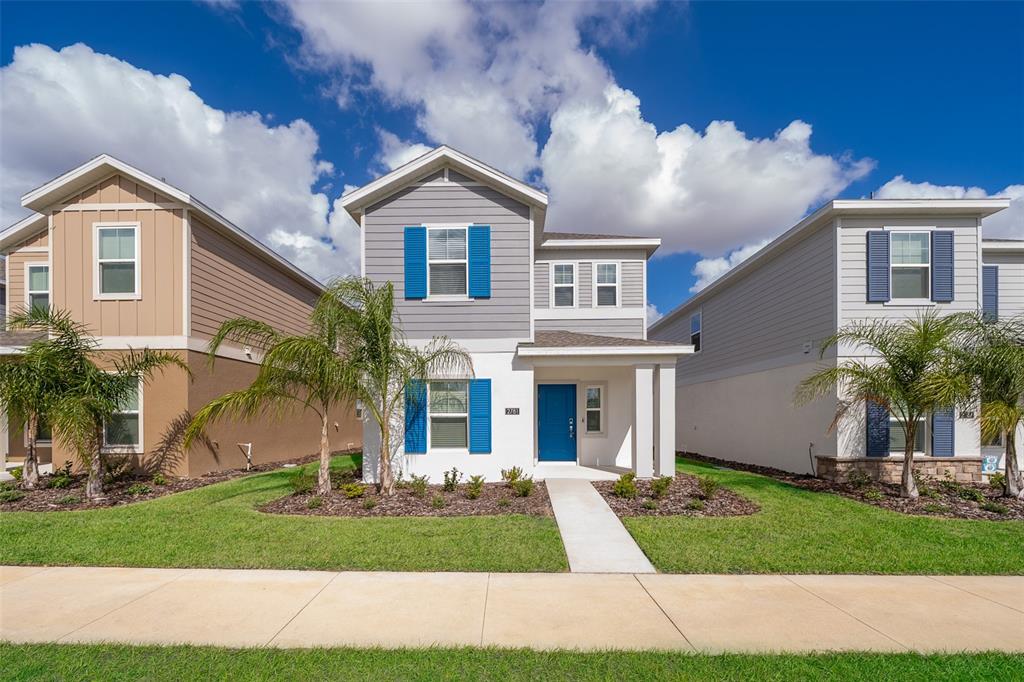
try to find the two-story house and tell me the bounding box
[0,155,362,477]
[649,198,1017,484]
[341,146,691,482]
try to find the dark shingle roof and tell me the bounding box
[523,330,679,349]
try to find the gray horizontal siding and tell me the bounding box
[622,261,643,307]
[651,222,837,384]
[535,318,645,339]
[365,182,531,339]
[578,262,592,307]
[982,251,1024,318]
[534,262,549,307]
[533,252,645,310]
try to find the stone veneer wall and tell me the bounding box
[816,456,984,485]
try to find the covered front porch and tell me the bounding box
[518,331,692,479]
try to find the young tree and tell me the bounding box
[797,312,970,498]
[328,277,471,496]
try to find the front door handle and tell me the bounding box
[569,417,575,439]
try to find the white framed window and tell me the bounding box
[889,408,926,455]
[889,231,930,301]
[103,379,142,452]
[25,263,49,313]
[594,262,620,307]
[585,385,604,434]
[690,311,702,352]
[428,380,468,449]
[427,227,468,297]
[551,263,576,308]
[94,223,141,300]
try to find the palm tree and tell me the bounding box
[951,314,1024,498]
[9,307,188,500]
[796,312,970,498]
[184,290,353,496]
[328,277,471,496]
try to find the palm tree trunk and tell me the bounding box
[901,424,919,498]
[379,406,395,496]
[317,412,331,496]
[22,413,40,489]
[85,426,106,501]
[1005,429,1022,499]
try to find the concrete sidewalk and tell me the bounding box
[2,566,1021,652]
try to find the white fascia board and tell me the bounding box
[517,344,693,358]
[981,240,1024,252]
[540,238,661,250]
[0,213,48,252]
[831,198,1011,217]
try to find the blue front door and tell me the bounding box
[538,384,577,461]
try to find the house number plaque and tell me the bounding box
[505,407,520,415]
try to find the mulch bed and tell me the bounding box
[592,473,759,517]
[261,472,553,518]
[683,452,1024,521]
[0,453,327,512]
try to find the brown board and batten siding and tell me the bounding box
[61,174,174,205]
[363,177,531,339]
[189,217,319,340]
[650,221,836,385]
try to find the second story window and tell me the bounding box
[890,232,930,300]
[428,227,468,297]
[690,311,702,352]
[552,263,576,307]
[595,263,619,306]
[95,224,140,299]
[26,263,49,312]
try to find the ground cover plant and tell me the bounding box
[594,472,758,517]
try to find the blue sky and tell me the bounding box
[2,1,1021,319]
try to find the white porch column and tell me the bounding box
[655,363,676,477]
[633,364,654,478]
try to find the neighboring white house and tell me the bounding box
[649,199,1017,483]
[341,146,691,482]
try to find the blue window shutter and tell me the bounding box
[404,380,427,453]
[931,408,955,457]
[866,400,890,457]
[469,378,492,454]
[404,226,427,299]
[866,231,890,303]
[931,231,954,302]
[982,265,999,322]
[468,225,491,298]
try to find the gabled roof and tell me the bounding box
[340,145,548,219]
[1,154,322,291]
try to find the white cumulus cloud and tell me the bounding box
[689,239,771,293]
[0,43,359,281]
[875,175,1023,238]
[646,302,663,326]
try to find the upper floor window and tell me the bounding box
[690,311,701,352]
[26,264,49,313]
[103,380,141,451]
[429,380,468,449]
[552,263,575,307]
[428,227,467,297]
[890,232,930,300]
[595,263,619,307]
[95,224,140,299]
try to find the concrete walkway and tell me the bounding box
[4,566,1021,652]
[545,478,655,573]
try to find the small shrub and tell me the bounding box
[958,487,986,503]
[863,489,884,502]
[697,475,720,500]
[58,494,80,505]
[10,467,22,481]
[340,482,366,499]
[442,467,462,492]
[989,473,1007,494]
[126,483,152,496]
[846,469,873,489]
[612,472,637,500]
[938,473,961,494]
[0,489,25,503]
[288,468,316,494]
[920,486,941,500]
[48,462,74,489]
[152,473,168,486]
[307,495,323,510]
[685,498,705,511]
[501,466,524,486]
[922,502,948,514]
[497,497,511,508]
[362,497,377,510]
[641,499,657,510]
[431,494,446,509]
[409,475,429,498]
[650,476,672,499]
[0,480,15,491]
[465,475,485,500]
[511,477,534,498]
[980,500,1009,515]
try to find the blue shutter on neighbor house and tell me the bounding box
[931,231,955,303]
[404,380,427,453]
[404,227,427,299]
[931,408,955,457]
[468,378,492,454]
[866,231,891,303]
[982,265,999,322]
[468,225,491,298]
[866,400,890,457]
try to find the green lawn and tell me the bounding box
[0,455,567,573]
[1,644,1019,682]
[623,458,1024,574]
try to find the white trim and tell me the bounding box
[24,262,49,312]
[981,239,1024,252]
[592,261,621,309]
[426,225,469,298]
[93,221,142,300]
[426,379,470,452]
[182,208,191,336]
[540,238,661,250]
[3,255,9,324]
[529,206,535,343]
[534,307,644,320]
[518,345,692,358]
[641,255,648,340]
[359,211,366,278]
[550,261,577,309]
[101,376,143,455]
[0,213,48,251]
[886,229,932,302]
[13,247,48,253]
[583,383,606,436]
[85,336,259,365]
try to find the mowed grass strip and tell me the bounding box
[0,644,1019,682]
[0,455,568,573]
[622,458,1024,575]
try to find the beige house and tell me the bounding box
[0,155,361,477]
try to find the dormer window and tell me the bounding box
[552,263,576,307]
[428,227,468,297]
